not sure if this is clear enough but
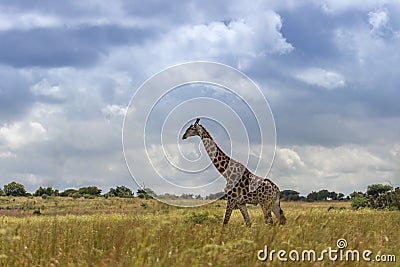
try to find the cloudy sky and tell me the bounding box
[0,0,399,196]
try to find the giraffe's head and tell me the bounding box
[182,118,202,140]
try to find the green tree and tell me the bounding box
[350,191,364,199]
[281,190,301,201]
[34,186,59,196]
[391,187,400,210]
[78,186,101,196]
[137,188,156,199]
[367,184,396,209]
[307,190,344,201]
[60,189,79,197]
[107,186,134,198]
[337,193,345,200]
[366,184,393,197]
[317,189,330,201]
[328,191,338,200]
[180,193,194,199]
[3,181,27,196]
[306,191,318,202]
[351,183,400,210]
[0,188,5,196]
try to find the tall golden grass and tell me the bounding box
[0,197,399,266]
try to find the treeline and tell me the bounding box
[281,184,400,210]
[0,181,219,200]
[280,189,347,202]
[1,181,399,210]
[0,181,227,200]
[0,181,139,199]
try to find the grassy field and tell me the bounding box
[0,197,399,266]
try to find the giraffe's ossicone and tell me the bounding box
[182,118,286,226]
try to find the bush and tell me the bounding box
[71,192,81,199]
[60,189,78,197]
[33,209,41,215]
[78,186,101,196]
[107,186,134,198]
[351,196,368,210]
[83,194,95,199]
[184,212,221,224]
[137,188,156,199]
[351,184,400,210]
[34,187,59,197]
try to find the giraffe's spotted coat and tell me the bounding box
[182,119,286,226]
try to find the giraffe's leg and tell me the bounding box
[223,199,235,225]
[238,204,251,227]
[272,198,286,225]
[260,201,273,225]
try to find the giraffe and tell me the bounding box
[182,118,286,226]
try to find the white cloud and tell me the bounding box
[303,146,387,175]
[0,121,47,149]
[333,7,400,85]
[0,6,159,32]
[390,144,400,157]
[101,104,127,116]
[295,68,346,89]
[0,151,16,158]
[0,11,61,31]
[272,145,397,195]
[31,78,64,99]
[109,10,293,74]
[367,8,398,38]
[368,9,389,32]
[319,0,393,14]
[276,148,305,170]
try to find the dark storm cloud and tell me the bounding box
[241,3,400,148]
[270,77,400,147]
[280,5,343,61]
[0,26,149,68]
[121,0,232,23]
[0,66,34,121]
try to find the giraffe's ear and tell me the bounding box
[195,118,200,125]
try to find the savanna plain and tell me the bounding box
[0,197,399,266]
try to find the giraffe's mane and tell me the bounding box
[199,123,253,175]
[199,123,231,160]
[199,124,213,139]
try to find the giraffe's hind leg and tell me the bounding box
[238,204,251,227]
[223,199,235,225]
[272,198,286,225]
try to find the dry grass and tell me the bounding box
[0,197,399,266]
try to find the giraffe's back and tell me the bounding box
[227,170,280,206]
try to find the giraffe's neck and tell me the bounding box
[198,127,231,175]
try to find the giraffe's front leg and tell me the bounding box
[238,204,251,227]
[260,201,273,225]
[223,199,236,225]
